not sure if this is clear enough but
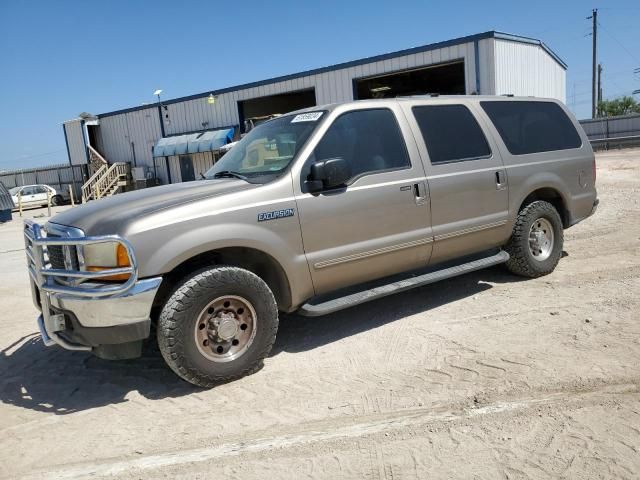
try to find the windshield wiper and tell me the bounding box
[211,170,249,182]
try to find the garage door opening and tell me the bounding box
[239,88,316,132]
[355,61,466,100]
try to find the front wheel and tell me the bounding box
[504,200,564,278]
[157,266,279,387]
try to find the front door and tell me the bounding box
[294,105,433,295]
[402,101,510,264]
[179,155,196,182]
[18,186,37,206]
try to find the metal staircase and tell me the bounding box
[81,146,131,203]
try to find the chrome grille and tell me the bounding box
[47,245,65,269]
[46,243,80,270]
[44,226,81,271]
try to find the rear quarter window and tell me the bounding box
[481,101,582,155]
[412,104,491,164]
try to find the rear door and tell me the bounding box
[293,104,433,294]
[402,101,510,264]
[32,185,49,205]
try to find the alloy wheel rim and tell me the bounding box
[194,295,257,363]
[528,217,554,261]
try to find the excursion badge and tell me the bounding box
[258,208,295,222]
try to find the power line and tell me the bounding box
[571,67,640,84]
[598,21,640,65]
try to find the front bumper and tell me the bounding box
[24,219,162,351]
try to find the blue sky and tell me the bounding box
[0,0,638,170]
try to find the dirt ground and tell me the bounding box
[1,149,639,480]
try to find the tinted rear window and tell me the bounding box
[412,105,491,164]
[481,101,582,155]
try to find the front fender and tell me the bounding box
[148,223,304,276]
[129,215,314,310]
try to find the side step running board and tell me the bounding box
[298,250,510,317]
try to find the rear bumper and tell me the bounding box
[568,197,599,227]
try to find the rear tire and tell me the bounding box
[52,195,63,206]
[157,266,278,387]
[505,200,563,278]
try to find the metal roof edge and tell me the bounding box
[492,31,568,70]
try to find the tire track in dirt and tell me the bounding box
[20,382,639,480]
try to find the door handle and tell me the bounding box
[495,171,507,190]
[413,181,428,205]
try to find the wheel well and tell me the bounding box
[520,188,569,227]
[152,247,292,315]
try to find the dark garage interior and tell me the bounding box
[355,61,466,99]
[239,89,316,131]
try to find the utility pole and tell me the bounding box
[597,64,603,117]
[588,8,598,118]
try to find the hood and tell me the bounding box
[51,179,257,235]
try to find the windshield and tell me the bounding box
[9,187,20,195]
[204,112,324,182]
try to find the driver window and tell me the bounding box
[312,108,411,181]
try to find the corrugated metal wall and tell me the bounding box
[493,39,566,102]
[95,106,162,168]
[477,38,495,94]
[579,114,640,139]
[0,163,86,197]
[63,120,87,165]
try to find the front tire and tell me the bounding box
[157,266,279,387]
[505,200,564,278]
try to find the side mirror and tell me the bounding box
[306,157,351,193]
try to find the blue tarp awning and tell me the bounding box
[153,128,234,157]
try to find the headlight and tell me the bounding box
[83,242,131,281]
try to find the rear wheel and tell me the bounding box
[505,200,563,278]
[157,266,278,387]
[52,195,64,206]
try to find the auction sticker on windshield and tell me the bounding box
[291,112,323,123]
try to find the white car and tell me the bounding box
[10,184,64,209]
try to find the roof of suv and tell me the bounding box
[289,95,560,116]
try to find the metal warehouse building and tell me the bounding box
[63,31,567,191]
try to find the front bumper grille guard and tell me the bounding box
[24,219,138,297]
[24,219,139,351]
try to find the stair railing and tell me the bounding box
[91,163,129,200]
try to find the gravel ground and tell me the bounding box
[1,149,639,479]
